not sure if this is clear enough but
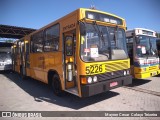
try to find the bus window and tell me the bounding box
[44,24,60,52]
[65,36,73,56]
[126,38,133,65]
[31,31,43,53]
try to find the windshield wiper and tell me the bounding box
[113,26,119,49]
[149,38,153,55]
[99,50,109,58]
[92,21,105,46]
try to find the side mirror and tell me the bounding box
[80,22,86,36]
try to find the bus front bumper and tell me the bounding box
[80,75,132,97]
[0,65,12,71]
[134,69,160,79]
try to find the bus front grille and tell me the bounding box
[97,70,125,81]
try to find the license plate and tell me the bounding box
[110,82,118,87]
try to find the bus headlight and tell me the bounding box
[127,70,130,75]
[93,76,98,82]
[87,77,92,84]
[81,76,98,84]
[124,71,127,75]
[6,60,12,64]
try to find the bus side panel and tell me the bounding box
[43,52,63,84]
[29,53,45,82]
[15,54,21,73]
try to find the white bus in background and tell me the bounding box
[157,38,160,58]
[0,42,13,71]
[126,28,160,79]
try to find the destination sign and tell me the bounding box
[86,11,123,25]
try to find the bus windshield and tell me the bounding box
[136,36,158,58]
[80,23,128,62]
[0,52,12,61]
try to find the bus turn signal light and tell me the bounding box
[81,77,87,84]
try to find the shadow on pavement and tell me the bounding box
[153,74,160,77]
[127,78,151,87]
[0,70,12,74]
[2,72,119,110]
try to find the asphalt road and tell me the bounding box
[0,71,160,120]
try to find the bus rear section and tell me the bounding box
[0,42,12,71]
[126,28,160,79]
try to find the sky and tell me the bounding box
[0,0,160,33]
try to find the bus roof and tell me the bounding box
[127,28,156,33]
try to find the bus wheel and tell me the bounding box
[52,74,62,96]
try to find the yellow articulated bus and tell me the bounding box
[12,38,29,76]
[126,28,160,79]
[12,40,21,73]
[12,8,132,97]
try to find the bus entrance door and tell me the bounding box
[63,30,78,96]
[20,41,26,77]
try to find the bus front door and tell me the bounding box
[20,41,25,77]
[25,42,30,77]
[63,30,78,95]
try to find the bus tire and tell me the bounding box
[52,74,62,96]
